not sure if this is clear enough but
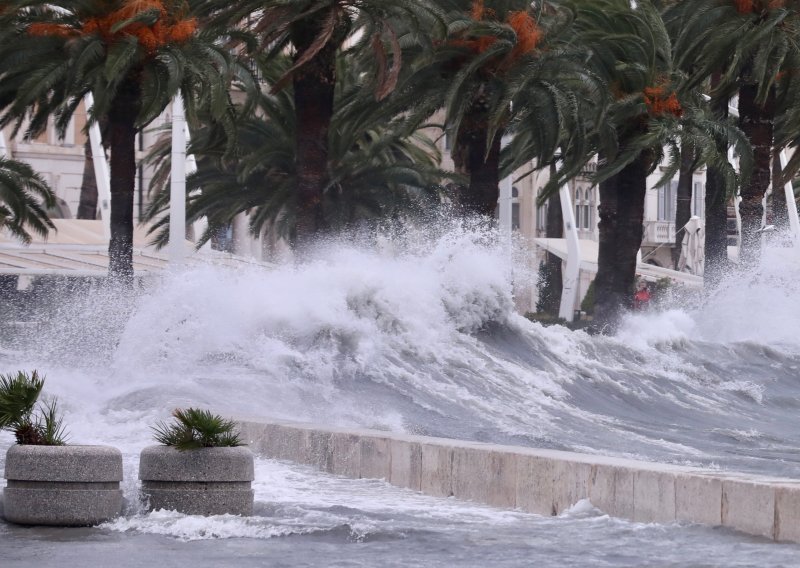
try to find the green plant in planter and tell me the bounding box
[152,408,242,450]
[0,370,67,445]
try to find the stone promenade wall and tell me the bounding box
[237,419,800,543]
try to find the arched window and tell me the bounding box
[573,185,594,231]
[582,188,592,230]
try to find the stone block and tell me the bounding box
[139,446,254,516]
[420,443,453,498]
[774,484,800,542]
[515,454,555,515]
[389,439,422,491]
[589,464,634,519]
[450,447,516,508]
[329,432,361,478]
[305,430,333,471]
[360,437,391,480]
[552,459,592,515]
[241,422,304,462]
[675,473,722,526]
[633,470,675,523]
[722,479,775,539]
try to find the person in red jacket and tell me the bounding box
[633,280,651,311]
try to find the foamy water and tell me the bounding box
[2,224,800,561]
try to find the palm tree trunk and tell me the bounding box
[463,126,502,217]
[704,77,730,287]
[107,80,140,285]
[453,96,502,217]
[291,24,336,249]
[77,138,98,220]
[672,140,695,269]
[593,151,649,331]
[738,82,774,268]
[771,151,788,231]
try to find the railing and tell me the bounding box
[644,220,675,244]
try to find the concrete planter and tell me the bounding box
[139,445,254,516]
[3,444,123,526]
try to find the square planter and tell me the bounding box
[3,444,123,526]
[139,445,254,516]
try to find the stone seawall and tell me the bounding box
[237,419,800,543]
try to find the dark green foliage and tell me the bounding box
[0,370,68,445]
[144,54,447,247]
[152,408,243,451]
[0,157,55,244]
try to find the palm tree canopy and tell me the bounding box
[144,54,446,248]
[0,156,55,244]
[559,0,750,199]
[666,0,800,180]
[0,0,253,140]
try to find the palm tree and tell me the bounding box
[143,55,446,249]
[0,156,55,243]
[200,0,446,249]
[0,0,251,284]
[567,0,747,330]
[667,0,800,268]
[394,0,593,218]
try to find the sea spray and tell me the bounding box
[1,222,800,477]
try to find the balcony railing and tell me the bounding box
[644,220,675,244]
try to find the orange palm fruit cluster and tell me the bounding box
[507,11,541,58]
[735,0,786,13]
[28,0,196,55]
[643,86,683,117]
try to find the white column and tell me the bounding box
[497,135,513,233]
[778,150,800,247]
[169,93,187,265]
[498,175,513,234]
[85,94,112,240]
[558,183,582,322]
[0,129,8,158]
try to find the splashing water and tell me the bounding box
[3,222,800,559]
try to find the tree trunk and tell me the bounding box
[592,151,649,332]
[453,93,502,218]
[672,140,695,269]
[77,138,98,220]
[704,77,730,287]
[536,189,563,316]
[737,82,774,268]
[771,151,788,232]
[455,122,502,217]
[107,80,140,285]
[291,22,337,250]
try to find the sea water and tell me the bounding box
[2,223,800,566]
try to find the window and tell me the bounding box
[658,181,678,221]
[692,182,704,218]
[573,185,593,230]
[511,186,520,230]
[537,201,548,235]
[583,188,592,230]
